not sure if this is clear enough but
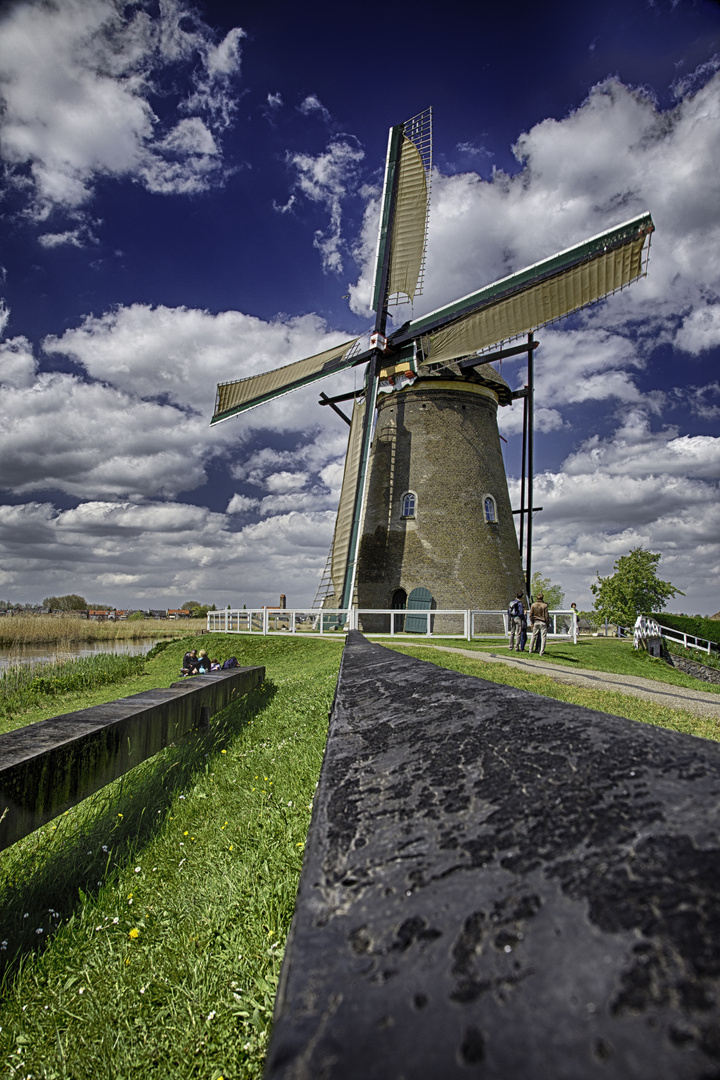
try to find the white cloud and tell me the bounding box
[38,229,89,249]
[0,335,37,389]
[299,94,331,121]
[43,303,362,420]
[2,302,355,537]
[675,304,720,355]
[0,370,210,497]
[264,471,308,493]
[282,139,364,272]
[0,500,335,607]
[512,410,720,614]
[226,494,259,514]
[0,0,243,221]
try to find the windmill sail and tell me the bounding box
[329,399,365,602]
[393,212,654,366]
[371,109,432,311]
[212,337,360,425]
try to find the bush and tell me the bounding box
[649,613,720,650]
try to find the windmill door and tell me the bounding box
[404,587,433,633]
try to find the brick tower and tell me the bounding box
[351,362,525,623]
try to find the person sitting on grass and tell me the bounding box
[180,648,199,676]
[196,649,211,673]
[210,659,222,671]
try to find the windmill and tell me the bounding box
[211,108,654,626]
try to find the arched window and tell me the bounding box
[483,495,497,523]
[401,491,416,518]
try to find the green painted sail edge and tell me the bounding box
[400,212,654,340]
[370,125,404,314]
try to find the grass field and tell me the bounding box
[1,631,718,1078]
[0,614,207,648]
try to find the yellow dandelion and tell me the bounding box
[229,845,233,851]
[128,928,139,939]
[183,831,188,836]
[118,813,123,819]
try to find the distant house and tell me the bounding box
[149,609,167,619]
[88,610,115,621]
[712,611,720,621]
[168,609,191,619]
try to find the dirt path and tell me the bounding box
[397,643,720,719]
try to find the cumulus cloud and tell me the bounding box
[226,494,260,514]
[512,409,720,613]
[43,303,362,418]
[0,335,37,389]
[281,138,364,272]
[0,499,335,606]
[3,302,356,510]
[0,0,243,221]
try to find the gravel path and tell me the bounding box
[398,643,720,719]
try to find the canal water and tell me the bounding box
[0,638,163,672]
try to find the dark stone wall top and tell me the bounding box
[0,666,263,850]
[266,632,720,1079]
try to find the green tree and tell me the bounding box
[42,593,87,611]
[530,573,565,609]
[590,547,683,628]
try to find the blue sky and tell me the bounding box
[0,0,719,614]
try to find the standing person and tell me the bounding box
[519,607,528,652]
[507,592,524,651]
[529,593,550,656]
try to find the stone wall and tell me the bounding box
[356,377,525,616]
[0,666,263,851]
[664,647,720,685]
[266,632,720,1079]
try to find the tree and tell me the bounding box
[591,548,683,629]
[530,572,565,609]
[43,593,87,611]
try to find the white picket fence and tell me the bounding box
[206,608,579,644]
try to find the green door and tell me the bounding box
[405,587,432,633]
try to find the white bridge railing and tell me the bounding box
[207,608,579,644]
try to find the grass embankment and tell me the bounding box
[384,640,720,742]
[0,615,207,647]
[0,634,344,1080]
[0,652,148,730]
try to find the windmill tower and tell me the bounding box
[211,109,654,622]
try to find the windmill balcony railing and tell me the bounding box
[207,608,579,644]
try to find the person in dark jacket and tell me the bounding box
[181,649,199,675]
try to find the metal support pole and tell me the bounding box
[526,333,535,598]
[519,391,528,560]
